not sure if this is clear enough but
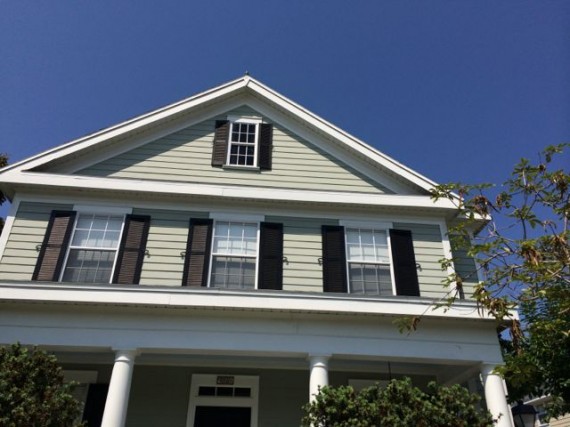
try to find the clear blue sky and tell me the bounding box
[1,1,569,208]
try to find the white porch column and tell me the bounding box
[101,349,138,427]
[481,364,514,427]
[309,354,330,402]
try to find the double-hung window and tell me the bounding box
[211,117,272,170]
[61,213,125,283]
[227,120,259,167]
[209,221,259,289]
[33,207,150,285]
[345,227,393,295]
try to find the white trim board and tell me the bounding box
[11,192,459,224]
[0,282,510,321]
[0,172,457,211]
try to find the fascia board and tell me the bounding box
[0,282,507,321]
[1,171,458,210]
[1,77,248,174]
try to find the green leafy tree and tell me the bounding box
[429,143,570,417]
[0,343,84,427]
[302,377,493,427]
[0,153,7,236]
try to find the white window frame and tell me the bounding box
[340,220,397,296]
[225,116,263,168]
[186,374,259,427]
[207,213,263,290]
[59,206,131,284]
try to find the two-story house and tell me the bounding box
[0,76,513,427]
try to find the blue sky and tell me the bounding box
[1,1,569,213]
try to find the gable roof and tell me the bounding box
[0,76,459,212]
[2,76,438,188]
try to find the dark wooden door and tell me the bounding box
[194,406,251,427]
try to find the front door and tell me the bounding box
[194,406,251,427]
[187,374,259,427]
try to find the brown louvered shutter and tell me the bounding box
[258,123,273,170]
[258,222,283,290]
[182,218,213,287]
[112,215,151,285]
[389,229,420,296]
[322,225,348,293]
[212,120,229,167]
[32,210,77,281]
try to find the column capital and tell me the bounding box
[480,362,504,376]
[111,348,139,360]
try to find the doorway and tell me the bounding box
[186,374,259,427]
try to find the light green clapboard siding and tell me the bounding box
[78,106,391,194]
[394,222,448,299]
[453,248,479,299]
[125,365,436,427]
[132,208,207,287]
[0,201,73,281]
[266,216,338,292]
[125,366,309,427]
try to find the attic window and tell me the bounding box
[211,117,273,170]
[228,121,258,167]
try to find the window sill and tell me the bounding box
[222,165,261,172]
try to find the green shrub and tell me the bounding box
[302,377,494,427]
[0,343,83,427]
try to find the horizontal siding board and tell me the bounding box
[78,108,392,194]
[132,208,204,286]
[266,216,337,292]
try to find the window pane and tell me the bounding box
[229,225,243,238]
[72,214,123,249]
[210,256,255,289]
[71,230,90,247]
[346,228,390,263]
[62,250,114,283]
[362,244,376,261]
[349,263,392,296]
[92,216,108,230]
[88,230,104,247]
[213,222,257,256]
[346,243,362,260]
[360,231,374,245]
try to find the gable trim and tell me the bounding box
[1,76,444,195]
